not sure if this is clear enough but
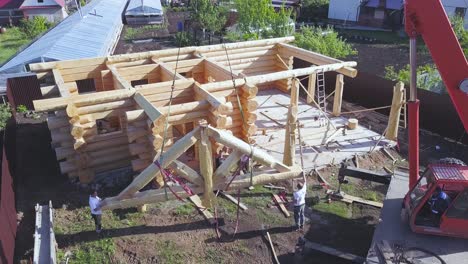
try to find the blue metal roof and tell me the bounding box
[0,0,127,74]
[125,0,162,16]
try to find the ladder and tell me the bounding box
[400,90,407,129]
[316,70,326,112]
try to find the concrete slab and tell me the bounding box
[366,171,468,264]
[252,88,395,170]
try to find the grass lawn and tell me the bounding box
[0,27,31,65]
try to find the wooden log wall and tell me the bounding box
[30,37,357,184]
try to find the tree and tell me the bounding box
[191,0,227,35]
[294,26,356,59]
[450,15,468,57]
[300,0,329,22]
[20,16,52,39]
[234,0,293,39]
[0,104,11,131]
[385,64,443,92]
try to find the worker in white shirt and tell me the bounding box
[293,174,307,231]
[89,189,103,233]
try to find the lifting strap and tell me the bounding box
[159,46,182,201]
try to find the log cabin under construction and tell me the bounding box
[30,37,403,209]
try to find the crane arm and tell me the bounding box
[405,0,468,131]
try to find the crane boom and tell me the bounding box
[405,0,468,129]
[404,0,468,188]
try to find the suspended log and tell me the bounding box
[99,167,302,210]
[213,149,243,179]
[206,126,290,172]
[198,121,215,208]
[168,160,204,186]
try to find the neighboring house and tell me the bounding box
[20,0,67,23]
[329,0,468,29]
[328,0,403,29]
[0,0,127,73]
[441,0,468,28]
[125,0,164,25]
[0,0,24,26]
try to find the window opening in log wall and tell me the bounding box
[131,79,149,87]
[96,116,121,135]
[76,79,96,94]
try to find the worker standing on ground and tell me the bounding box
[89,189,103,233]
[293,174,307,231]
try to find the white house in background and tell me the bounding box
[441,0,468,28]
[328,0,362,24]
[20,0,68,23]
[328,0,468,29]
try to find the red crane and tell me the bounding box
[401,0,468,238]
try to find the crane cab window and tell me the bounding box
[445,189,468,219]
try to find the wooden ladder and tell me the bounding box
[399,91,407,129]
[316,70,327,112]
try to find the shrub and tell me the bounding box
[20,16,52,39]
[294,26,357,59]
[0,104,12,131]
[174,31,194,47]
[16,104,28,113]
[384,64,443,92]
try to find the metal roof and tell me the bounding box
[0,0,127,74]
[125,0,162,16]
[20,0,64,8]
[432,165,468,181]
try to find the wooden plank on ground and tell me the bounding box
[266,232,280,264]
[219,191,248,210]
[304,240,366,263]
[326,190,382,207]
[188,195,217,225]
[272,194,290,217]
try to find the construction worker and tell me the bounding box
[429,186,451,217]
[89,189,103,233]
[293,174,307,231]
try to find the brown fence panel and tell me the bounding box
[6,75,43,112]
[0,128,17,264]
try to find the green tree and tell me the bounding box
[234,0,293,39]
[294,26,356,58]
[191,0,227,34]
[450,15,468,57]
[174,31,194,47]
[0,104,12,131]
[385,64,443,92]
[20,16,52,39]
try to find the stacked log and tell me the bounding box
[53,93,135,182]
[209,84,258,141]
[274,50,294,93]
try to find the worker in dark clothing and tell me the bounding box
[429,186,451,217]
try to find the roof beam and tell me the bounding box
[201,61,357,92]
[277,43,358,78]
[52,69,70,97]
